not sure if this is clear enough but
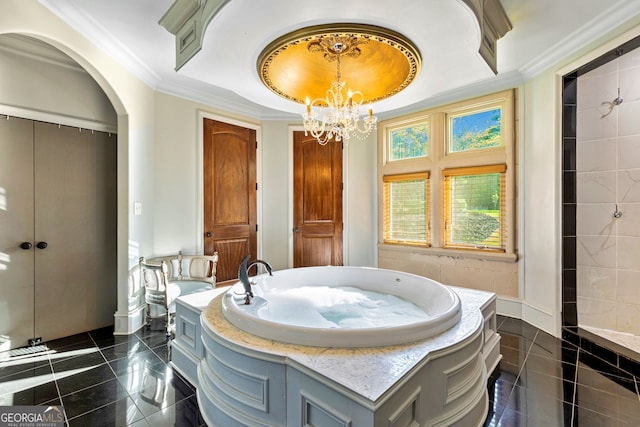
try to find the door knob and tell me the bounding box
[36,241,48,249]
[294,227,301,233]
[206,231,212,237]
[20,242,33,250]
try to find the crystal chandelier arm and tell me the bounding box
[302,38,377,144]
[303,104,333,145]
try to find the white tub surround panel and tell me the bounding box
[171,289,228,385]
[194,286,499,427]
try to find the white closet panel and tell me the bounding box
[0,118,117,349]
[0,116,36,350]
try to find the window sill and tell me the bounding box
[378,243,518,263]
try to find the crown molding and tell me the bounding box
[377,69,524,121]
[34,0,640,123]
[518,0,640,79]
[0,34,85,73]
[155,79,290,120]
[39,0,162,87]
[158,69,525,122]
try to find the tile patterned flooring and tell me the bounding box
[486,316,640,426]
[0,315,639,426]
[0,327,203,426]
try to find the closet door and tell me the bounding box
[0,116,36,350]
[33,122,117,341]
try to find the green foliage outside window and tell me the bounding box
[449,173,501,248]
[389,123,428,160]
[450,108,501,152]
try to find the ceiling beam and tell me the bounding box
[461,0,513,74]
[159,0,231,71]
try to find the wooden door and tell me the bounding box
[293,131,343,267]
[33,122,117,341]
[0,116,36,349]
[203,119,257,284]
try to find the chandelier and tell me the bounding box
[302,37,377,145]
[257,24,422,145]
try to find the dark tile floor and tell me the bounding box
[485,316,640,426]
[0,327,203,426]
[1,315,639,426]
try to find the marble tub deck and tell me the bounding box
[202,285,493,403]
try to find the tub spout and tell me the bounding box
[238,255,273,305]
[248,259,273,277]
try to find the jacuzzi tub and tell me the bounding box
[221,266,461,347]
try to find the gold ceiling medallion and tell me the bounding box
[258,24,421,106]
[258,24,421,144]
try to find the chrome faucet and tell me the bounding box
[238,254,273,305]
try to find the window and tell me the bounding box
[443,165,506,251]
[388,121,429,161]
[383,173,429,245]
[448,107,502,153]
[378,89,514,256]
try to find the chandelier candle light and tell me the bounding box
[302,38,377,145]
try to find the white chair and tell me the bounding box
[139,251,218,335]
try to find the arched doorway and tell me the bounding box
[0,34,120,349]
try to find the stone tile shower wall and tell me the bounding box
[576,47,640,337]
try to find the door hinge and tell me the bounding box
[256,182,258,190]
[256,140,258,149]
[256,224,258,232]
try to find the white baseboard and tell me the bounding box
[496,296,522,318]
[113,305,146,335]
[496,297,560,338]
[522,301,559,337]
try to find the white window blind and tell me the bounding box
[383,173,430,245]
[443,165,506,250]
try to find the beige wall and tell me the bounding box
[379,247,518,297]
[152,92,377,270]
[1,1,157,333]
[152,92,261,257]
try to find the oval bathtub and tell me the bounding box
[221,266,461,347]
